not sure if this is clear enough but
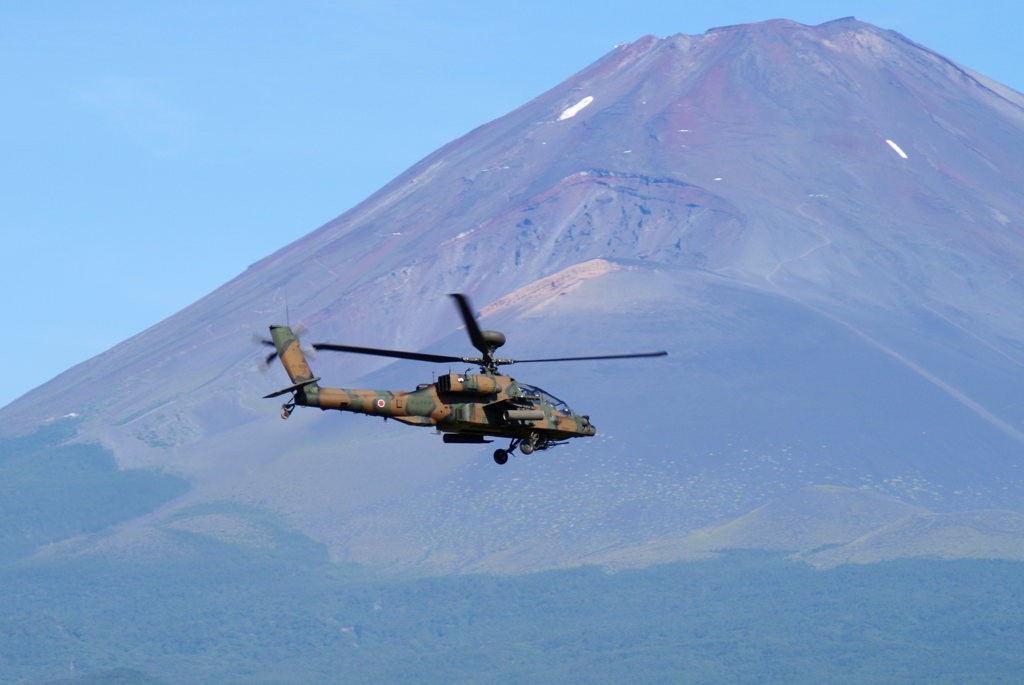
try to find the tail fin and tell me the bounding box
[263,325,321,400]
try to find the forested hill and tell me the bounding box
[8,552,1024,684]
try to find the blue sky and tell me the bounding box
[2,0,1022,408]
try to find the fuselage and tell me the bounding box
[295,372,595,441]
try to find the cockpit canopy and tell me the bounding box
[516,383,572,412]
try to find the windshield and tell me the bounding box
[516,383,571,412]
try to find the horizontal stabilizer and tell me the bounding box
[263,377,321,399]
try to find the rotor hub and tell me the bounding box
[481,330,506,349]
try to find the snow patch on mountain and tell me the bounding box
[885,139,909,158]
[557,96,594,121]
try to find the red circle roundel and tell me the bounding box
[376,399,386,408]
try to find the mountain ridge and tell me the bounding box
[2,17,1023,573]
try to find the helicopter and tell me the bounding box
[260,293,666,464]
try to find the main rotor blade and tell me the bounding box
[312,343,465,364]
[449,293,489,355]
[508,351,669,364]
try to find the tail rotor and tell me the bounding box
[253,323,314,371]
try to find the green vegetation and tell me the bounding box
[3,550,1023,684]
[2,421,1021,683]
[0,420,189,562]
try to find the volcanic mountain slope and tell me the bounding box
[3,17,1024,573]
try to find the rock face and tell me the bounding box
[3,18,1024,573]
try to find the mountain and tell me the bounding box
[3,17,1024,574]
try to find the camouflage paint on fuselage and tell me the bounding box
[267,325,595,442]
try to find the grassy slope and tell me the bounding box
[0,420,189,563]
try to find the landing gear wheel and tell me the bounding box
[519,433,538,455]
[280,401,295,420]
[493,449,509,465]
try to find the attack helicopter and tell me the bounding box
[260,294,666,464]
